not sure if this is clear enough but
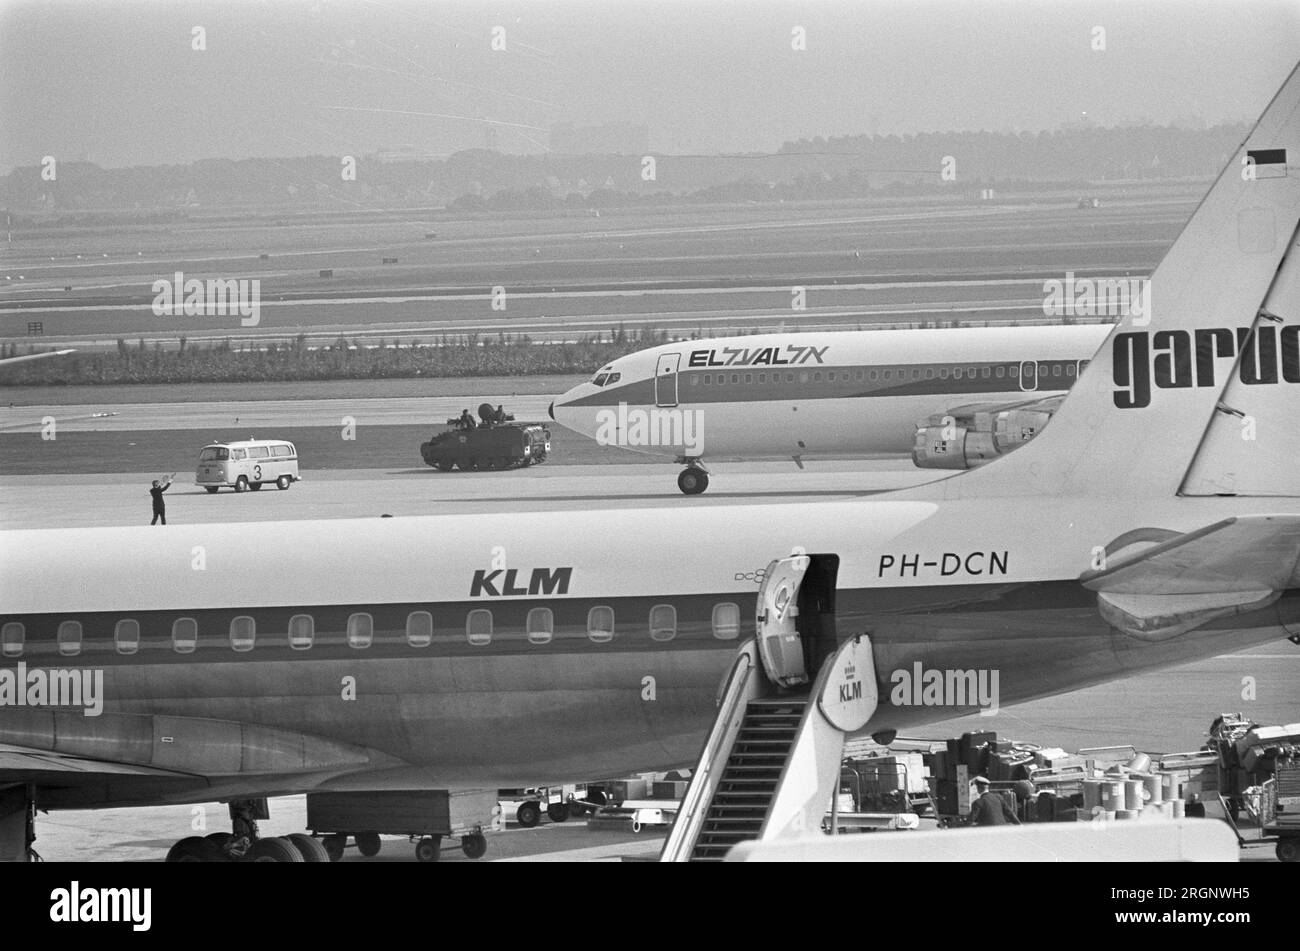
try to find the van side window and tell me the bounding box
[272,445,294,457]
[347,613,373,649]
[466,609,492,646]
[526,608,553,645]
[1,622,24,657]
[247,446,269,459]
[57,620,82,656]
[231,449,246,460]
[230,616,256,652]
[649,604,676,642]
[407,611,433,648]
[173,618,198,653]
[712,603,741,640]
[288,614,314,650]
[115,619,140,655]
[587,606,614,643]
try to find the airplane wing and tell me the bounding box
[0,349,75,367]
[0,710,401,808]
[919,394,1066,426]
[1079,515,1300,641]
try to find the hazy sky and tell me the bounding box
[2,0,1298,171]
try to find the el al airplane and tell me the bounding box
[2,63,1299,863]
[550,322,1113,493]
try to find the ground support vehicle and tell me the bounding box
[306,789,501,862]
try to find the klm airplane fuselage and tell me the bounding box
[3,491,1297,808]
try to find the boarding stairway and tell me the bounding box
[690,698,808,860]
[660,632,878,862]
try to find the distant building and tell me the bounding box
[549,122,650,155]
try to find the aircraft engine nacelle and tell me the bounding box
[911,425,998,469]
[912,406,1057,470]
[992,409,1055,452]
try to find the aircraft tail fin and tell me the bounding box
[924,61,1300,500]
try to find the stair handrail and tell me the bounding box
[659,642,759,861]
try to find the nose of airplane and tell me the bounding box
[548,401,554,420]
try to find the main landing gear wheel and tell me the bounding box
[677,468,709,495]
[287,833,330,862]
[461,833,487,859]
[276,475,292,490]
[516,802,541,828]
[248,837,304,863]
[436,460,454,472]
[322,833,347,862]
[165,836,220,863]
[415,835,442,863]
[547,803,570,823]
[355,832,382,857]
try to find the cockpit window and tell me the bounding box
[605,372,620,385]
[593,374,609,386]
[590,370,621,387]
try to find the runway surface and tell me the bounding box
[0,461,941,529]
[1,195,1188,348]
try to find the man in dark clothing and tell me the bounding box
[458,409,474,430]
[969,776,1021,826]
[149,474,173,525]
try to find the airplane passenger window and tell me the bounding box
[587,606,614,643]
[758,373,766,383]
[1,622,23,657]
[744,373,753,384]
[869,370,877,381]
[703,374,711,384]
[407,611,433,647]
[172,617,198,654]
[925,368,934,379]
[785,373,795,382]
[230,615,256,652]
[855,371,864,381]
[1066,364,1075,376]
[882,370,891,380]
[940,367,949,379]
[1052,364,1062,376]
[730,374,739,384]
[347,613,373,649]
[813,372,821,382]
[953,368,962,379]
[981,367,990,378]
[115,619,140,655]
[967,366,976,377]
[912,369,920,380]
[57,620,82,657]
[826,372,834,382]
[649,604,677,642]
[289,614,314,650]
[1009,365,1018,378]
[799,372,809,384]
[467,609,492,646]
[689,376,699,386]
[712,603,740,640]
[996,366,1005,378]
[526,607,553,645]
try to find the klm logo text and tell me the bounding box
[471,567,572,597]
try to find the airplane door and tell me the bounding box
[655,353,680,407]
[755,551,811,687]
[1018,360,1038,392]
